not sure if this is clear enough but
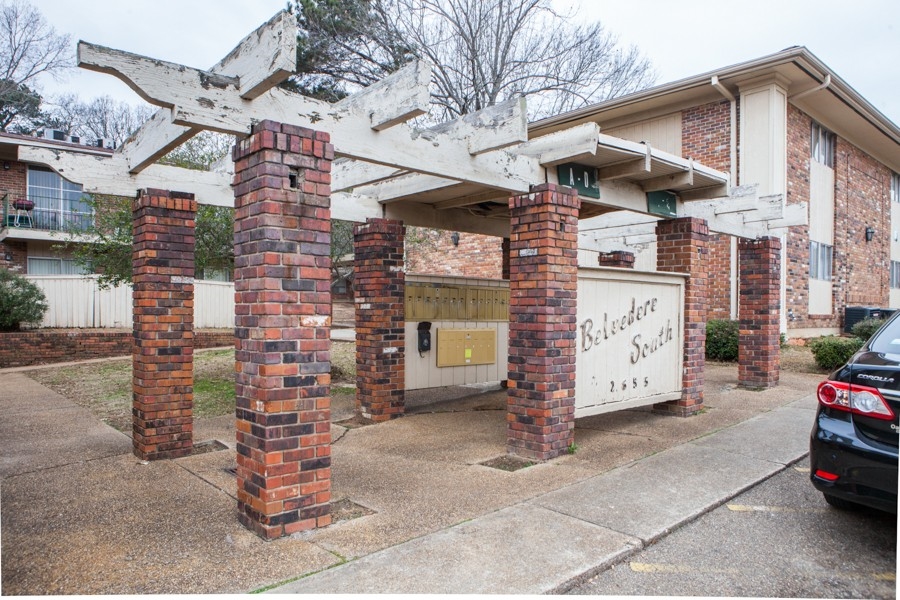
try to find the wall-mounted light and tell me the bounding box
[450,231,460,246]
[4,252,12,262]
[2,161,9,170]
[865,226,875,243]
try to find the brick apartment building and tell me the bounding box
[406,47,900,339]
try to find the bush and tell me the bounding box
[850,318,886,342]
[706,319,739,361]
[0,270,48,331]
[808,336,864,371]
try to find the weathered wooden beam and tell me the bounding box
[424,96,528,155]
[514,122,600,166]
[119,111,197,174]
[384,200,510,237]
[79,42,541,192]
[767,202,808,229]
[334,60,431,131]
[332,160,408,193]
[641,163,693,192]
[678,183,730,201]
[209,10,296,100]
[19,146,233,207]
[113,12,297,174]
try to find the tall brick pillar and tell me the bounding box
[738,237,782,388]
[132,189,196,460]
[354,218,405,422]
[598,251,635,268]
[233,120,333,539]
[655,217,708,416]
[507,184,579,461]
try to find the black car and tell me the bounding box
[810,313,900,513]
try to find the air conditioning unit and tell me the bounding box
[41,129,68,141]
[68,135,80,144]
[94,138,114,149]
[844,306,887,333]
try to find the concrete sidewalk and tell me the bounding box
[0,364,821,595]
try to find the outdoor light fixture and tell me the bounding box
[450,231,460,246]
[2,161,9,170]
[865,226,875,243]
[4,253,11,262]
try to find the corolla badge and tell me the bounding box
[858,373,896,383]
[892,424,900,433]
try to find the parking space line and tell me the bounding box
[727,504,827,514]
[629,562,739,575]
[793,466,810,473]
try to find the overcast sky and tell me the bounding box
[31,0,900,124]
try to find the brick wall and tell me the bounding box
[784,105,814,328]
[1,160,30,274]
[683,100,733,320]
[784,105,892,331]
[0,329,232,368]
[597,251,635,268]
[834,140,891,312]
[405,229,503,279]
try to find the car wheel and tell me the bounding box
[823,493,859,511]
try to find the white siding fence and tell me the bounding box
[26,275,235,329]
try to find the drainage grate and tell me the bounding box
[190,439,229,456]
[479,455,536,472]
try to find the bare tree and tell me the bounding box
[0,0,71,131]
[43,94,154,145]
[292,0,656,121]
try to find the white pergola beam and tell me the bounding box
[515,122,600,166]
[19,146,233,207]
[99,12,298,174]
[334,60,431,131]
[423,96,528,155]
[78,41,541,193]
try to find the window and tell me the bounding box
[811,122,835,167]
[26,166,92,232]
[892,261,900,289]
[27,257,88,275]
[892,173,900,204]
[809,240,833,281]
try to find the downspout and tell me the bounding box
[711,76,739,319]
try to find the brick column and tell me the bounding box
[132,189,196,460]
[354,218,405,421]
[738,237,781,388]
[233,120,333,539]
[501,237,511,280]
[598,251,635,268]
[507,184,579,461]
[655,217,708,416]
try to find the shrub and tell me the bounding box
[0,270,48,331]
[808,336,864,371]
[706,319,739,362]
[850,317,886,342]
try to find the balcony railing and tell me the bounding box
[3,193,93,233]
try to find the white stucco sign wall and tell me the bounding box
[575,268,686,417]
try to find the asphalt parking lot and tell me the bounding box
[569,457,898,599]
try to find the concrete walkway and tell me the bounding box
[0,363,821,595]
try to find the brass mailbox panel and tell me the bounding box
[436,329,497,367]
[405,283,510,322]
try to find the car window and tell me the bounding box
[869,315,900,355]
